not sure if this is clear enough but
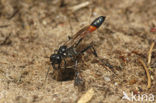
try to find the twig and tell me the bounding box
[69,1,90,12]
[68,17,73,36]
[138,59,151,89]
[88,7,93,23]
[147,42,155,66]
[0,25,9,28]
[7,9,19,20]
[0,61,8,64]
[0,33,12,45]
[45,66,50,83]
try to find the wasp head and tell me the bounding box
[50,54,62,69]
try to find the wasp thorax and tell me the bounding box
[58,46,67,54]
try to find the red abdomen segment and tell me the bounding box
[88,16,106,32]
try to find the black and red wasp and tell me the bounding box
[49,16,106,84]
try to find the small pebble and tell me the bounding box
[104,76,111,82]
[114,82,118,86]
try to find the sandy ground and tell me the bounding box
[0,0,156,103]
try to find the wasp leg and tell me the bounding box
[58,63,61,69]
[74,59,78,70]
[52,62,62,70]
[74,60,85,91]
[90,45,98,57]
[74,60,80,85]
[52,63,57,70]
[78,44,98,57]
[73,59,79,79]
[74,38,83,48]
[74,72,82,85]
[63,58,67,69]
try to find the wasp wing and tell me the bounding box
[64,26,90,48]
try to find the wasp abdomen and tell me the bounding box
[91,16,106,28]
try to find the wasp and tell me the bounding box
[49,16,105,84]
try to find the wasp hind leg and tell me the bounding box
[74,38,83,48]
[79,44,98,57]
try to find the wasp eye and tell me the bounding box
[50,54,62,64]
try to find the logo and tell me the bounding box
[122,91,155,102]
